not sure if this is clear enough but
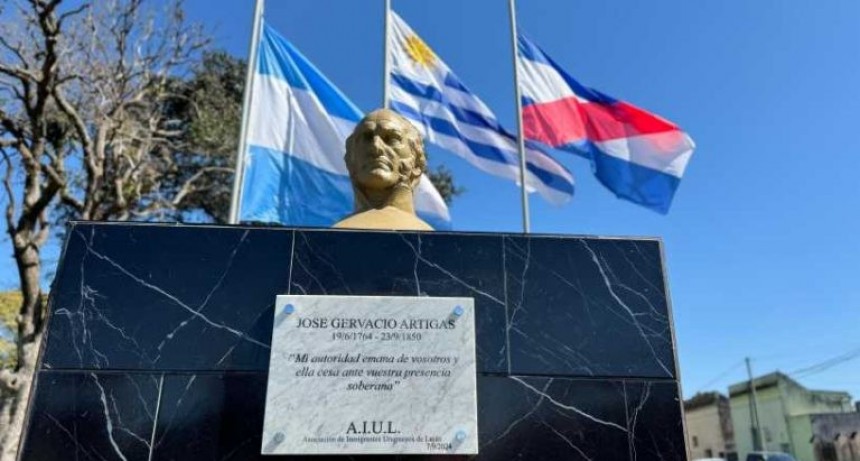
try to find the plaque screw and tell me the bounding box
[263,432,286,453]
[284,304,295,315]
[455,430,467,441]
[453,305,464,317]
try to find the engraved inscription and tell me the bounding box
[262,295,478,455]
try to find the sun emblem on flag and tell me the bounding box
[403,35,435,67]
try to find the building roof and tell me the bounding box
[728,371,852,401]
[684,391,727,411]
[728,371,797,397]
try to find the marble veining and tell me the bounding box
[44,224,292,371]
[22,372,686,461]
[21,371,161,460]
[21,223,687,461]
[503,235,675,378]
[580,240,672,375]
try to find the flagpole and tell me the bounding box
[228,0,266,224]
[383,0,392,108]
[508,0,530,233]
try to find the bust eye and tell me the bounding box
[385,134,402,145]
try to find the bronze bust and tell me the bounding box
[333,109,433,231]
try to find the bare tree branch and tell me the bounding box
[0,148,15,234]
[57,3,88,27]
[171,166,232,206]
[51,86,92,153]
[0,35,30,69]
[0,1,217,455]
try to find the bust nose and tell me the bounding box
[370,134,386,153]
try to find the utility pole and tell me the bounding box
[746,357,765,451]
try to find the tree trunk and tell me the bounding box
[0,338,39,461]
[0,230,45,460]
[14,243,44,347]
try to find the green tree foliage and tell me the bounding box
[0,292,18,333]
[0,293,21,369]
[160,51,245,223]
[427,165,465,205]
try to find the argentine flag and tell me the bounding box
[240,23,451,229]
[388,12,574,204]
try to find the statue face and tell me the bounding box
[346,110,424,191]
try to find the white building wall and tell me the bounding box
[687,405,729,459]
[731,386,793,459]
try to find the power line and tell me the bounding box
[693,360,746,394]
[791,347,860,377]
[789,345,860,379]
[691,344,860,396]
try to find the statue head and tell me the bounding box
[344,109,426,199]
[335,108,433,230]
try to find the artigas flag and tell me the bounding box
[517,32,695,213]
[388,12,574,205]
[239,23,451,228]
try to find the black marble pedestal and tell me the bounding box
[19,222,688,460]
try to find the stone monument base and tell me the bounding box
[19,222,688,460]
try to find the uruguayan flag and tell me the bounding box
[240,23,450,228]
[388,12,574,204]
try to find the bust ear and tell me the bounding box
[406,151,425,188]
[404,126,427,188]
[410,166,424,187]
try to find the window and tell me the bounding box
[692,436,699,447]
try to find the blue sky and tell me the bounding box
[3,0,860,401]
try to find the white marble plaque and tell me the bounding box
[261,295,478,455]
